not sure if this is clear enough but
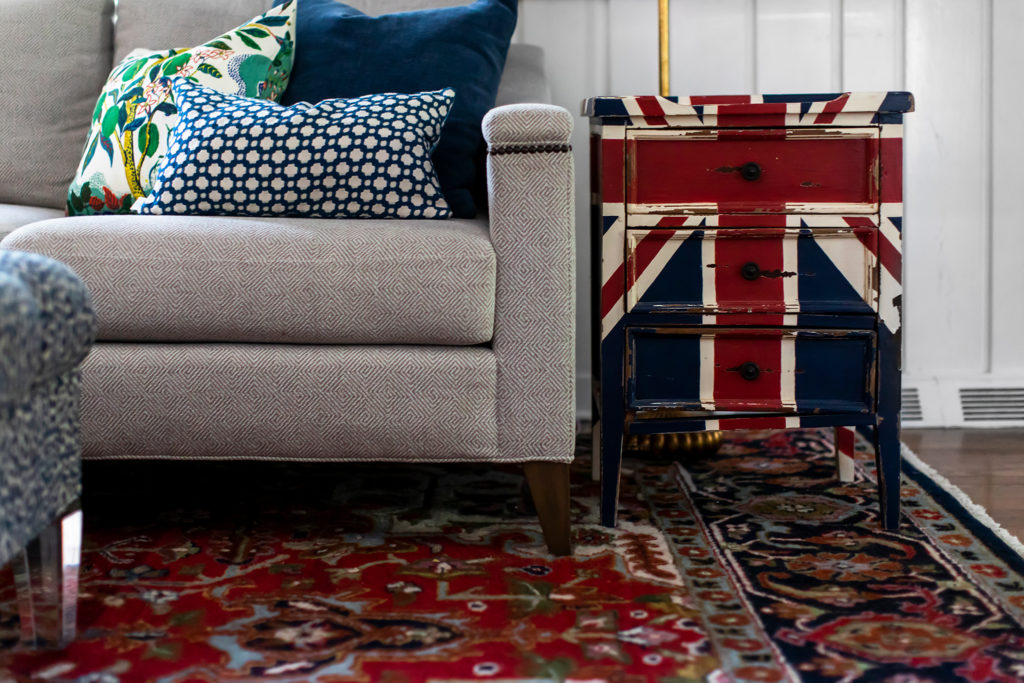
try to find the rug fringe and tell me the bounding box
[901,441,1024,558]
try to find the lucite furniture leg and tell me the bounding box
[13,505,82,648]
[835,425,857,483]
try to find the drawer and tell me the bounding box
[626,227,877,314]
[626,128,879,216]
[626,327,875,413]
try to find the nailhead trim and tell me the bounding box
[489,143,572,155]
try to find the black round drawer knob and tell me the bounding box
[741,262,760,281]
[740,162,762,181]
[740,362,761,381]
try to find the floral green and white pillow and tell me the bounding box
[67,0,296,216]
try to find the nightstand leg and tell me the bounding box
[591,420,601,482]
[875,324,903,531]
[835,425,857,482]
[599,327,625,528]
[874,417,902,530]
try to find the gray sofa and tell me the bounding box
[0,0,576,554]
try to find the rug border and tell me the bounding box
[900,440,1024,572]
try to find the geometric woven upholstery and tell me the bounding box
[484,104,576,464]
[0,251,96,566]
[80,343,499,462]
[3,215,496,346]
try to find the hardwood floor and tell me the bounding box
[902,428,1024,541]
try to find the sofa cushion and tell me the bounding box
[2,215,496,345]
[0,205,64,243]
[113,0,271,64]
[69,2,296,217]
[80,343,498,461]
[280,0,517,219]
[135,81,452,219]
[0,0,114,210]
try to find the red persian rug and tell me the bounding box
[3,429,1024,682]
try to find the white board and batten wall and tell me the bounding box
[515,0,1024,427]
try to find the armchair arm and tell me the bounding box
[483,104,575,463]
[0,251,97,390]
[0,272,41,402]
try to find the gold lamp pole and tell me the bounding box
[658,0,670,97]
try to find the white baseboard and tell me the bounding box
[903,374,1024,428]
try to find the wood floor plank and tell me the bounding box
[903,428,1024,542]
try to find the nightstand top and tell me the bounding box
[582,91,914,126]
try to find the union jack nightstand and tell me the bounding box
[585,92,914,529]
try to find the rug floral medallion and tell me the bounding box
[2,429,1024,682]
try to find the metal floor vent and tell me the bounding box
[959,387,1024,422]
[901,386,923,423]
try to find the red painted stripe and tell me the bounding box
[717,129,787,140]
[717,215,788,228]
[690,95,752,105]
[717,103,787,127]
[712,333,784,411]
[812,93,850,125]
[880,136,903,204]
[877,231,902,284]
[842,216,876,227]
[853,228,878,256]
[601,136,625,204]
[635,96,666,118]
[601,264,625,318]
[837,426,856,455]
[644,115,669,127]
[718,416,789,430]
[714,229,786,313]
[627,230,676,290]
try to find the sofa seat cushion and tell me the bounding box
[81,343,498,461]
[0,204,64,242]
[2,215,496,345]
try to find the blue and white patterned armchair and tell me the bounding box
[0,250,96,647]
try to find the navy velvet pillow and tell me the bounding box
[278,0,518,218]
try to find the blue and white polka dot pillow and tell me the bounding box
[134,79,453,219]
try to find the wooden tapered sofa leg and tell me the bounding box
[523,462,572,556]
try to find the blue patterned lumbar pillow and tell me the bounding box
[134,78,453,219]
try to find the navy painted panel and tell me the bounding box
[794,333,875,413]
[627,329,701,409]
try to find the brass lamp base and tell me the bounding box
[626,430,723,456]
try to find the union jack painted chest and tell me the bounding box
[584,92,914,530]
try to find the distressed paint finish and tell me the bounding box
[626,127,880,216]
[626,227,878,315]
[626,327,876,413]
[587,91,913,530]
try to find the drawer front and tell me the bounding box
[626,128,879,216]
[627,327,875,413]
[626,227,877,314]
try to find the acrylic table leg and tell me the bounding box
[14,506,82,648]
[835,425,857,482]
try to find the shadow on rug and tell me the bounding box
[2,429,1024,682]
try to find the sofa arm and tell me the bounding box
[483,104,575,463]
[0,251,97,388]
